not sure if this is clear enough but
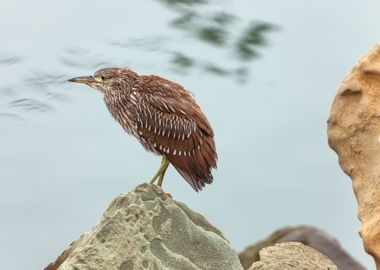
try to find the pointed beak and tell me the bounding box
[68,76,95,84]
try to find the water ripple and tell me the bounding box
[0,56,23,66]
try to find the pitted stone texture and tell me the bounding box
[328,43,380,269]
[239,226,365,270]
[45,184,243,270]
[247,242,338,270]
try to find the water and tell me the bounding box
[0,0,378,269]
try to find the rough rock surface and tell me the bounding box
[239,226,365,270]
[328,43,380,269]
[247,242,338,270]
[45,184,244,270]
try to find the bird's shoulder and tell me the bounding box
[136,75,212,138]
[137,75,200,116]
[139,75,192,98]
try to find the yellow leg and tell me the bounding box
[148,157,170,186]
[157,158,169,187]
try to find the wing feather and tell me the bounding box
[136,75,217,191]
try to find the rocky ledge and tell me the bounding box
[45,184,340,270]
[45,184,244,270]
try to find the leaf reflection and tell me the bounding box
[1,0,277,119]
[171,52,195,69]
[236,22,277,61]
[158,0,207,8]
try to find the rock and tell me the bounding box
[239,227,293,268]
[239,226,365,270]
[247,242,338,270]
[44,183,244,270]
[328,43,380,268]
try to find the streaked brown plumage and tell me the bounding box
[68,68,217,191]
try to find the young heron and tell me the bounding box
[68,68,217,191]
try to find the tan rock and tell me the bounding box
[247,242,338,270]
[239,226,364,270]
[44,183,244,270]
[328,43,380,269]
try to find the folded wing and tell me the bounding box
[135,75,217,191]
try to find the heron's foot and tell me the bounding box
[148,157,170,187]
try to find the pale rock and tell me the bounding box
[247,242,338,270]
[44,183,244,270]
[328,43,380,269]
[239,226,364,270]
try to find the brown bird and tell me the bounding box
[68,68,217,191]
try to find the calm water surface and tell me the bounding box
[1,0,379,269]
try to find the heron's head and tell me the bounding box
[68,68,138,93]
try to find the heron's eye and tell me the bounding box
[95,76,104,82]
